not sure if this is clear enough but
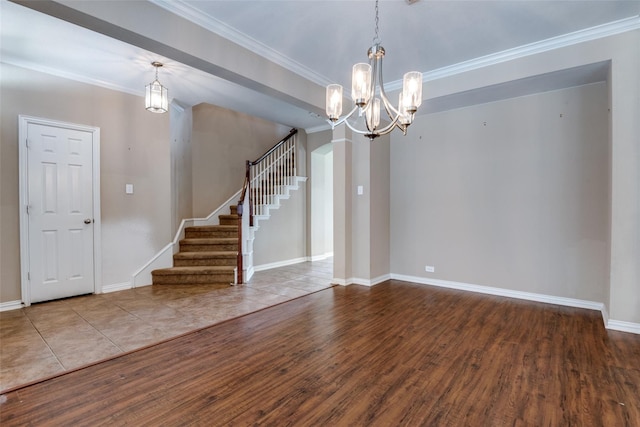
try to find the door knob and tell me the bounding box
[84,218,92,224]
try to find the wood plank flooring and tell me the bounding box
[1,280,639,426]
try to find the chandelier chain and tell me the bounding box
[373,0,380,45]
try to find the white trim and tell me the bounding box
[310,252,334,262]
[130,190,242,287]
[0,300,24,312]
[151,1,639,93]
[331,278,349,287]
[18,115,102,306]
[305,123,332,135]
[131,242,174,287]
[386,16,640,91]
[607,320,640,335]
[351,274,391,287]
[149,0,332,87]
[391,274,605,311]
[253,257,308,272]
[245,266,255,282]
[390,274,640,335]
[101,282,133,294]
[4,58,144,98]
[600,304,610,329]
[331,275,391,287]
[4,14,637,107]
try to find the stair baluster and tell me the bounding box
[236,128,298,284]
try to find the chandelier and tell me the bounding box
[145,61,169,113]
[326,0,422,139]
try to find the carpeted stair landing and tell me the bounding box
[152,206,238,287]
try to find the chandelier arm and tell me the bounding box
[344,118,375,136]
[327,104,360,128]
[373,115,402,136]
[376,61,401,118]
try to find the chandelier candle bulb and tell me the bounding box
[352,63,372,107]
[326,84,343,120]
[402,71,423,112]
[398,93,412,125]
[366,98,381,131]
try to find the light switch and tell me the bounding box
[357,185,364,195]
[125,184,134,194]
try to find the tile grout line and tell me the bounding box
[22,310,67,372]
[70,299,126,354]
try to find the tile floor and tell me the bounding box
[0,259,333,392]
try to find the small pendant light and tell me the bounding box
[145,61,168,113]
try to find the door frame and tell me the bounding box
[18,115,102,306]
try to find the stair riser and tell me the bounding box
[151,274,234,285]
[185,230,238,239]
[180,243,238,252]
[219,218,238,226]
[174,258,236,267]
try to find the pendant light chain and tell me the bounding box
[373,0,381,45]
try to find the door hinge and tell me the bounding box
[27,272,30,280]
[26,205,29,215]
[26,138,30,149]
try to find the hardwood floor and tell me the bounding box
[1,280,638,426]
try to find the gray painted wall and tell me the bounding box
[391,83,610,303]
[252,183,307,267]
[191,103,291,218]
[1,63,172,299]
[170,104,193,234]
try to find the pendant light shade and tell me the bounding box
[145,61,168,113]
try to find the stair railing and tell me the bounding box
[236,128,298,283]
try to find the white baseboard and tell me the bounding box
[331,274,391,287]
[391,274,604,311]
[253,257,308,272]
[0,300,23,312]
[101,282,132,293]
[131,190,242,287]
[244,266,255,282]
[390,274,640,335]
[607,320,640,334]
[310,252,334,262]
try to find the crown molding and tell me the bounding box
[149,0,332,87]
[148,2,638,94]
[384,15,640,92]
[2,58,145,98]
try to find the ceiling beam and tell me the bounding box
[10,0,327,118]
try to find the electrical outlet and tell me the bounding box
[425,265,435,273]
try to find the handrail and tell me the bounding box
[236,128,298,284]
[250,128,298,165]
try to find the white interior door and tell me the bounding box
[21,118,99,304]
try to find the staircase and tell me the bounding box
[151,206,239,287]
[151,128,301,287]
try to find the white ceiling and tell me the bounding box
[2,0,639,130]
